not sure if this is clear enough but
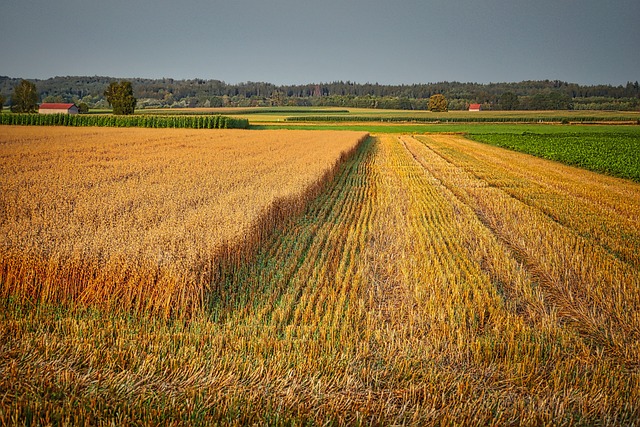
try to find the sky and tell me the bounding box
[1,0,638,86]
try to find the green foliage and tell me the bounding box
[467,132,640,181]
[104,81,137,115]
[0,114,249,129]
[499,92,519,110]
[0,94,5,112]
[77,102,89,114]
[428,94,448,112]
[3,77,640,111]
[10,80,38,113]
[520,92,573,110]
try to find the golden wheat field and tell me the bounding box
[1,126,640,425]
[0,126,368,317]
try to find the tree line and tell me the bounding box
[1,76,639,111]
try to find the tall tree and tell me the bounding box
[0,94,5,112]
[104,81,136,115]
[428,94,448,112]
[11,80,38,113]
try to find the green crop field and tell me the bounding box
[1,112,249,129]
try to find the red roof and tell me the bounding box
[469,103,481,109]
[39,103,76,109]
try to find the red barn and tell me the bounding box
[38,103,79,115]
[468,103,481,112]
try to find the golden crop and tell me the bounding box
[0,126,368,317]
[1,129,639,425]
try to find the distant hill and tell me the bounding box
[1,76,638,111]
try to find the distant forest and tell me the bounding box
[1,76,639,111]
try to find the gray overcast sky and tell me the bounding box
[1,0,638,85]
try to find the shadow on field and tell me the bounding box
[204,135,373,320]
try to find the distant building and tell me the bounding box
[38,103,79,115]
[468,103,481,112]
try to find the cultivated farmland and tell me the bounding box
[467,131,640,181]
[0,126,367,317]
[1,126,639,425]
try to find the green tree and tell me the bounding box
[11,80,39,113]
[521,92,573,110]
[428,94,448,112]
[77,102,90,114]
[0,94,5,112]
[271,90,285,106]
[499,92,520,110]
[209,96,223,107]
[42,95,65,103]
[104,81,136,115]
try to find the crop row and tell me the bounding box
[225,108,351,115]
[284,115,636,123]
[0,113,249,129]
[410,134,640,363]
